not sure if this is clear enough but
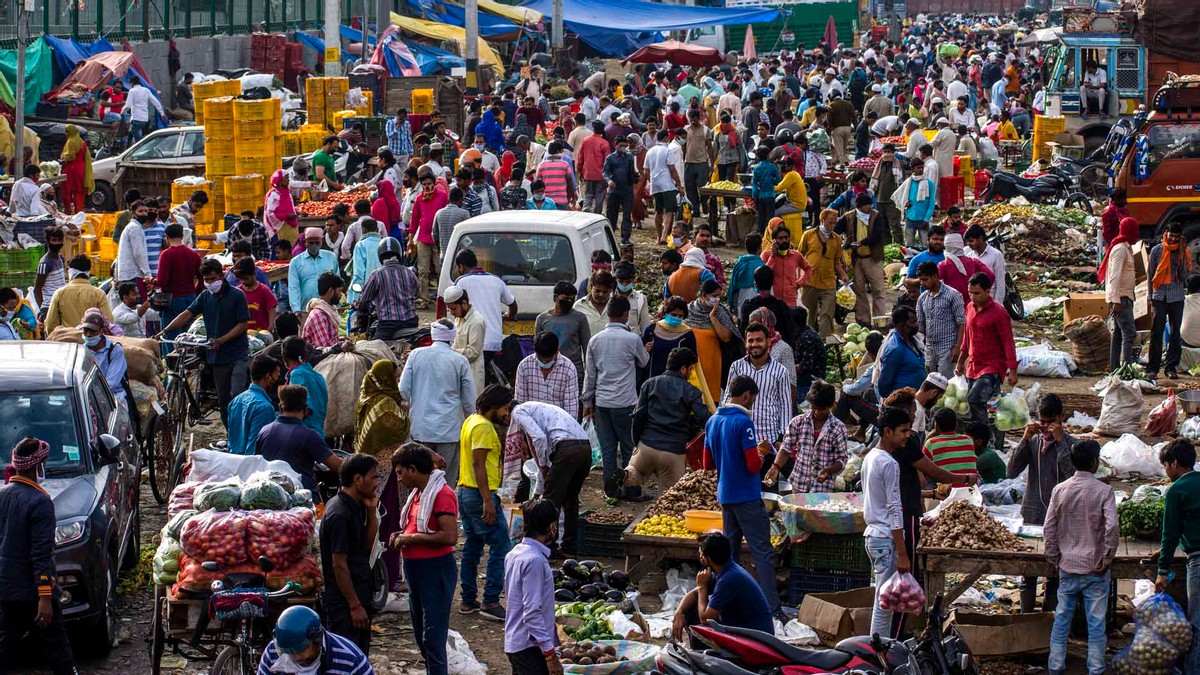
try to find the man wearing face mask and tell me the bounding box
[198,210,270,261]
[613,263,651,336]
[0,437,80,675]
[258,605,370,675]
[225,355,281,456]
[78,311,129,406]
[116,200,158,301]
[835,193,887,326]
[158,258,251,426]
[535,281,591,396]
[288,227,340,314]
[0,288,22,340]
[513,332,580,419]
[33,226,67,321]
[602,135,638,245]
[43,256,111,334]
[760,224,812,309]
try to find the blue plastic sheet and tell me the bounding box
[338,25,465,76]
[405,0,521,39]
[520,0,778,33]
[43,36,115,83]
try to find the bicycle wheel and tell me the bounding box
[147,414,172,504]
[211,644,252,675]
[163,377,189,495]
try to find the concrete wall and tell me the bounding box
[127,35,252,106]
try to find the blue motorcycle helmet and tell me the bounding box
[274,605,323,655]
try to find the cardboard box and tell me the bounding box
[1063,292,1108,324]
[797,587,876,646]
[951,611,1055,657]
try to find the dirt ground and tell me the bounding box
[11,217,1166,674]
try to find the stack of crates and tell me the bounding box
[353,90,373,117]
[785,534,871,604]
[223,175,267,220]
[81,213,118,273]
[325,78,349,126]
[233,98,283,179]
[299,124,326,153]
[173,180,218,250]
[204,97,237,188]
[193,79,242,126]
[304,77,350,132]
[332,109,357,130]
[281,130,302,158]
[1032,115,1067,163]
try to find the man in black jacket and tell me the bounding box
[740,266,796,347]
[603,135,639,245]
[627,347,712,494]
[0,437,78,674]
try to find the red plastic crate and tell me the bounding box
[973,170,991,201]
[251,33,271,51]
[286,43,304,67]
[265,33,286,49]
[938,176,965,211]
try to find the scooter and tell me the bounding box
[980,165,1092,213]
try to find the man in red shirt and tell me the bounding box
[156,222,201,341]
[233,257,278,332]
[577,121,612,214]
[956,272,1018,425]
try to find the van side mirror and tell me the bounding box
[96,434,121,464]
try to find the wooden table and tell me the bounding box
[919,537,1167,607]
[621,509,762,582]
[698,186,747,233]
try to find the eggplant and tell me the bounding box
[551,569,564,585]
[555,588,578,602]
[607,570,631,592]
[592,582,611,593]
[579,560,601,571]
[604,589,624,603]
[589,568,605,583]
[577,584,601,601]
[561,578,582,592]
[562,560,591,582]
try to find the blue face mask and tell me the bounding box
[663,314,684,328]
[617,282,634,293]
[537,358,556,369]
[84,334,101,347]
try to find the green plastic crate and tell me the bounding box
[788,533,871,573]
[0,245,45,273]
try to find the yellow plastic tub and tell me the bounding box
[683,510,723,534]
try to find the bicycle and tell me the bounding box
[151,337,221,503]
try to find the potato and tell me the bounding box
[578,657,593,665]
[598,656,616,664]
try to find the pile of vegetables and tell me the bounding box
[848,156,877,171]
[556,603,619,642]
[877,572,926,614]
[1112,363,1152,383]
[39,161,61,179]
[920,502,1031,551]
[883,243,903,263]
[1119,486,1166,540]
[553,559,632,604]
[647,470,719,519]
[967,203,1094,265]
[583,511,631,526]
[703,180,743,191]
[993,392,1030,432]
[558,640,627,666]
[634,515,693,538]
[840,324,880,361]
[940,378,971,417]
[1112,594,1194,675]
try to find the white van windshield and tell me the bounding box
[453,232,575,285]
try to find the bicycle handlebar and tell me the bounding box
[159,338,212,346]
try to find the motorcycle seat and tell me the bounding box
[719,624,853,670]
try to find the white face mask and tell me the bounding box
[206,279,223,294]
[269,649,322,674]
[856,210,870,224]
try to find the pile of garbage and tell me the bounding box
[968,203,1095,266]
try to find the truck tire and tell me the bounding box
[89,181,116,211]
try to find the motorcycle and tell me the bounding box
[980,165,1092,213]
[986,231,1025,322]
[656,593,978,675]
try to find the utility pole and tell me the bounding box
[552,0,563,49]
[465,0,479,94]
[14,0,29,174]
[325,0,341,76]
[887,0,900,43]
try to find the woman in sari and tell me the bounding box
[264,169,299,245]
[748,306,797,394]
[0,116,15,173]
[59,124,94,214]
[371,179,405,241]
[355,359,411,593]
[685,279,739,403]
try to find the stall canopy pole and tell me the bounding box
[15,0,29,172]
[325,0,342,75]
[465,0,479,94]
[552,0,563,49]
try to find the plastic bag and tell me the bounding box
[446,630,488,675]
[1100,434,1165,479]
[523,459,545,497]
[1112,593,1193,674]
[189,448,303,487]
[168,482,201,518]
[941,375,971,417]
[153,538,184,584]
[1096,377,1146,436]
[923,486,983,521]
[1182,416,1200,443]
[193,479,244,511]
[583,420,602,468]
[1145,390,1179,437]
[993,390,1030,432]
[1015,343,1076,378]
[878,572,926,614]
[247,470,297,495]
[180,510,249,566]
[835,283,856,310]
[239,479,291,511]
[162,509,198,542]
[290,489,315,510]
[246,508,315,568]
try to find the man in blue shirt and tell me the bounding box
[703,375,782,619]
[255,384,341,497]
[158,258,250,426]
[226,355,279,456]
[906,226,946,278]
[288,227,340,313]
[876,306,926,400]
[671,531,775,643]
[280,336,329,439]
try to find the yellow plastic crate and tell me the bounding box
[205,137,235,156]
[223,196,262,217]
[233,98,280,121]
[325,77,349,95]
[306,107,327,127]
[97,238,117,259]
[235,140,279,159]
[332,109,356,127]
[275,137,284,158]
[300,130,325,152]
[282,131,302,157]
[235,117,279,140]
[204,117,235,139]
[224,175,267,199]
[1033,115,1066,135]
[172,181,211,204]
[206,155,237,177]
[305,78,326,100]
[412,88,434,115]
[203,96,236,121]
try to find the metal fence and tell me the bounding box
[0,0,371,46]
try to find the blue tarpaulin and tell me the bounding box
[404,0,521,40]
[43,35,115,83]
[295,30,356,64]
[575,29,662,57]
[520,0,778,33]
[339,25,465,76]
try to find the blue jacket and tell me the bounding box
[226,384,277,455]
[906,249,945,277]
[727,254,766,308]
[750,162,781,200]
[876,331,926,400]
[0,478,57,602]
[903,178,936,223]
[829,188,877,212]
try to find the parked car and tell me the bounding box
[89,126,206,211]
[435,211,619,333]
[0,341,142,655]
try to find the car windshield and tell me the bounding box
[453,232,575,285]
[0,392,86,476]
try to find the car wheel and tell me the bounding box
[121,502,141,571]
[78,564,118,656]
[89,181,116,211]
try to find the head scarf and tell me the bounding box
[1098,216,1141,280]
[1153,230,1192,291]
[498,150,517,185]
[371,179,403,228]
[431,320,457,343]
[354,360,410,459]
[0,116,15,166]
[748,307,782,346]
[61,124,94,192]
[264,170,297,237]
[477,109,506,153]
[5,438,49,483]
[681,247,707,269]
[942,233,966,275]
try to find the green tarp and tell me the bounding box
[0,38,53,115]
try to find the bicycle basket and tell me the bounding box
[208,589,269,622]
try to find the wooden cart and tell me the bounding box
[698,186,748,234]
[620,509,762,582]
[150,583,318,675]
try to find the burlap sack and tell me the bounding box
[314,340,396,438]
[47,326,164,385]
[1063,315,1111,373]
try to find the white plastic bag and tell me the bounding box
[583,419,602,468]
[1096,378,1146,436]
[941,375,971,417]
[523,459,544,497]
[1100,434,1165,479]
[924,486,983,521]
[659,566,697,613]
[1181,416,1200,443]
[1015,343,1076,378]
[446,630,487,675]
[188,449,302,486]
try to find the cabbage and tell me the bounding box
[193,479,243,511]
[240,479,291,510]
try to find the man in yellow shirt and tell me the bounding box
[798,209,850,338]
[44,256,113,333]
[457,384,514,621]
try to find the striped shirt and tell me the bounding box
[535,156,575,208]
[257,631,373,675]
[144,223,166,276]
[722,357,793,444]
[915,283,965,359]
[35,253,66,301]
[386,116,414,156]
[433,204,472,253]
[358,260,418,322]
[922,433,978,487]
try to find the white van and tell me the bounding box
[435,211,618,333]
